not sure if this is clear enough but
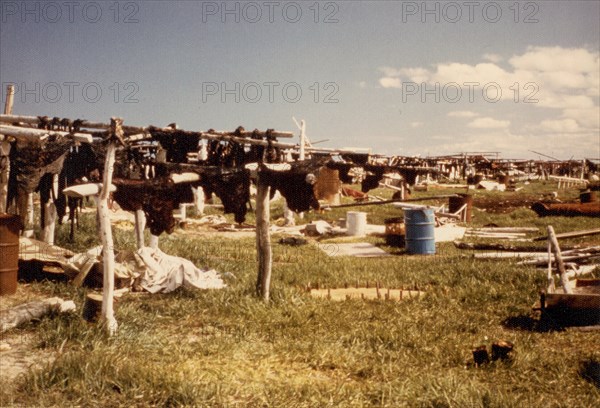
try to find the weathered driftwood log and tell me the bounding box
[0,297,76,332]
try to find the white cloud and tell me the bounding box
[467,117,510,129]
[377,46,599,156]
[509,46,599,73]
[358,81,367,89]
[378,66,403,77]
[379,77,402,89]
[536,94,595,110]
[447,110,479,118]
[379,46,599,105]
[537,119,581,133]
[482,53,502,63]
[410,121,423,128]
[561,107,600,129]
[398,68,431,83]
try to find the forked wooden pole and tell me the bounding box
[98,117,123,335]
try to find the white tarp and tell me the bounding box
[136,247,226,293]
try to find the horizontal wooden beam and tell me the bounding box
[63,183,116,198]
[0,124,93,143]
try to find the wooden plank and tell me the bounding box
[533,228,600,241]
[471,227,539,233]
[309,287,426,301]
[548,226,572,294]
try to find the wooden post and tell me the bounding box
[42,200,57,245]
[3,85,15,115]
[97,117,122,335]
[0,85,15,213]
[194,186,205,215]
[134,209,146,249]
[27,193,34,227]
[282,200,295,226]
[41,174,59,244]
[0,140,10,213]
[299,119,306,161]
[255,173,272,302]
[17,189,32,236]
[547,226,572,294]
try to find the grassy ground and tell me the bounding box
[1,181,599,407]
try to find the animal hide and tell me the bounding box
[259,166,319,213]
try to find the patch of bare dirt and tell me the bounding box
[473,195,539,214]
[0,286,58,387]
[0,332,55,384]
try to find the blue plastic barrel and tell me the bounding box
[404,208,436,255]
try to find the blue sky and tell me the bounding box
[1,1,598,159]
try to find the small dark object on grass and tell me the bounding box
[491,340,514,361]
[279,237,308,246]
[579,358,600,388]
[472,345,489,367]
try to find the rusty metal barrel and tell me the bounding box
[0,213,22,295]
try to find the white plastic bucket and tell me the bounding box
[346,211,367,236]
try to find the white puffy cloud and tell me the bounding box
[378,46,599,143]
[467,117,510,129]
[447,110,479,118]
[379,47,598,102]
[379,77,402,89]
[537,119,581,133]
[482,53,502,63]
[508,46,599,73]
[561,107,600,129]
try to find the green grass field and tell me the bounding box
[1,181,599,407]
